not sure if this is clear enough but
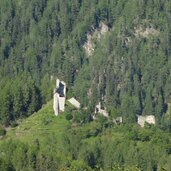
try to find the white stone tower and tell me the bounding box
[53,79,66,116]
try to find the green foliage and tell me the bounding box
[0,0,170,127]
[0,0,171,170]
[0,102,170,170]
[65,114,73,121]
[0,127,6,136]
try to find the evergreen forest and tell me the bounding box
[0,0,171,170]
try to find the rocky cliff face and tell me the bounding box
[83,22,109,56]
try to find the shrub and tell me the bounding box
[0,127,6,136]
[66,114,73,121]
[11,121,18,128]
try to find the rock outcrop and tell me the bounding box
[134,26,159,38]
[83,22,109,56]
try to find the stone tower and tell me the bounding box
[53,79,66,116]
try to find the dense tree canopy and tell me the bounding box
[0,0,171,169]
[0,0,171,125]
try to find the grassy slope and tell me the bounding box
[2,100,124,148]
[4,101,70,147]
[1,100,171,170]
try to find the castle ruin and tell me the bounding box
[95,102,109,117]
[137,115,156,127]
[68,97,80,109]
[53,79,66,116]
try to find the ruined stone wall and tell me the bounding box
[138,115,156,127]
[58,97,65,112]
[68,98,80,109]
[95,102,109,117]
[53,93,59,116]
[53,79,66,116]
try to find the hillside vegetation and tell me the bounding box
[1,0,171,170]
[0,0,171,126]
[0,102,171,170]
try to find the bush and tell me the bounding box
[66,114,73,121]
[11,121,18,128]
[98,115,108,126]
[0,127,6,136]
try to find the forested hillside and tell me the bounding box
[0,101,171,171]
[1,0,171,170]
[0,0,171,126]
[73,0,171,125]
[0,0,117,124]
